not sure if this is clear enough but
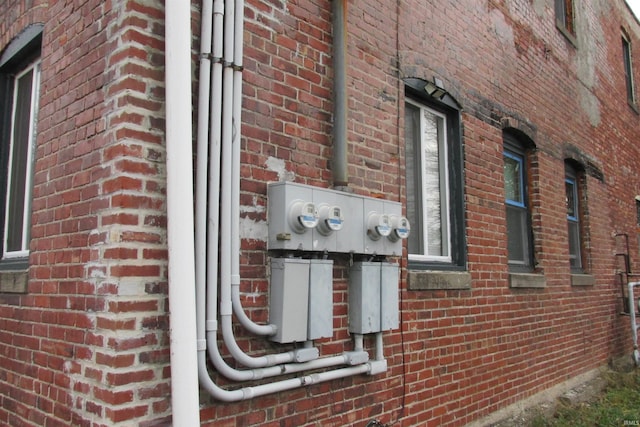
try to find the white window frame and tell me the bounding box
[406,99,452,263]
[3,59,40,259]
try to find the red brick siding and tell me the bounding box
[1,0,170,426]
[1,0,639,426]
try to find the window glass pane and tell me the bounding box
[623,37,634,103]
[405,103,422,255]
[568,221,581,269]
[4,62,38,256]
[565,172,582,270]
[405,100,450,261]
[504,154,522,204]
[506,205,528,264]
[422,108,444,257]
[556,0,574,34]
[565,179,576,219]
[5,69,34,252]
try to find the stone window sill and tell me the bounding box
[571,273,595,287]
[509,272,546,289]
[407,270,471,291]
[0,270,28,293]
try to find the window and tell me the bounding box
[565,165,582,271]
[504,135,534,272]
[555,0,576,37]
[406,101,450,262]
[622,34,635,106]
[404,79,465,271]
[0,25,42,268]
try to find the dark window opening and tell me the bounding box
[504,134,534,272]
[404,79,466,271]
[623,35,636,106]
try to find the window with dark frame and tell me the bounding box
[0,25,42,269]
[504,135,534,272]
[555,0,576,37]
[404,80,465,271]
[565,164,583,271]
[622,33,635,106]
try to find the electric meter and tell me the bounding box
[288,200,319,233]
[367,212,391,241]
[388,215,410,242]
[317,204,344,235]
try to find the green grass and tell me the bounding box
[530,369,640,427]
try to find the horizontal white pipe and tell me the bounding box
[198,349,371,402]
[208,328,361,381]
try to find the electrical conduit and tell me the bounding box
[190,0,388,402]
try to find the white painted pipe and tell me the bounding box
[216,0,298,366]
[196,0,214,355]
[193,0,390,400]
[375,332,384,361]
[354,333,364,351]
[218,0,235,326]
[205,0,225,331]
[231,287,278,335]
[208,328,362,381]
[228,0,277,337]
[198,348,371,402]
[165,0,201,423]
[219,313,301,367]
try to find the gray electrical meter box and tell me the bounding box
[267,181,408,255]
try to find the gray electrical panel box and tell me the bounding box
[348,261,400,334]
[269,258,310,343]
[380,262,399,331]
[308,259,334,340]
[348,262,381,334]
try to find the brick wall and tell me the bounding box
[0,0,171,425]
[0,0,639,426]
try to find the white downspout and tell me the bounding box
[165,0,200,424]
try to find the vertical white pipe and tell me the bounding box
[206,0,225,335]
[165,0,201,423]
[219,0,235,320]
[196,0,214,353]
[228,0,276,337]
